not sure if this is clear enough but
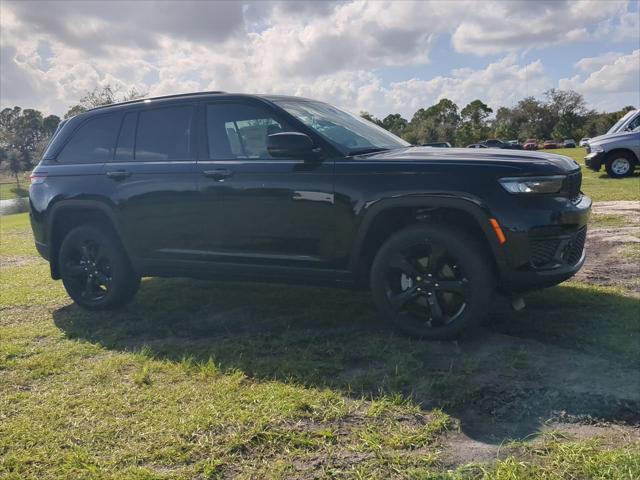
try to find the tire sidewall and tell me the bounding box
[370,224,494,340]
[59,224,138,310]
[605,154,634,178]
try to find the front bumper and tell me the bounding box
[497,194,591,294]
[585,151,605,171]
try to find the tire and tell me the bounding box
[605,152,635,178]
[58,224,140,310]
[370,224,494,340]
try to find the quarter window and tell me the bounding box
[206,103,289,159]
[56,114,120,163]
[135,106,194,161]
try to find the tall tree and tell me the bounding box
[406,98,460,145]
[459,99,493,145]
[380,113,408,137]
[545,89,589,139]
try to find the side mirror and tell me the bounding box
[267,132,319,159]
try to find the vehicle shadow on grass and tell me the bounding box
[53,277,640,445]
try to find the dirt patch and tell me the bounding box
[575,201,640,293]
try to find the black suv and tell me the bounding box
[30,92,591,339]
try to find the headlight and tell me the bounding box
[591,144,604,153]
[499,176,565,194]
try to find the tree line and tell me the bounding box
[0,86,635,185]
[361,89,635,147]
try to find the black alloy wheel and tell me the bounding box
[59,224,140,310]
[371,224,494,339]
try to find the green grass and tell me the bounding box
[554,147,640,202]
[2,213,640,479]
[0,182,28,200]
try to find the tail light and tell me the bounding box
[30,172,47,185]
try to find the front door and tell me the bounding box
[193,100,335,269]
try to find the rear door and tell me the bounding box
[193,100,336,269]
[101,103,201,261]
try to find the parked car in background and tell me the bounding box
[467,143,488,148]
[543,140,557,149]
[563,139,576,148]
[579,138,590,147]
[606,109,640,135]
[28,91,591,340]
[585,129,640,178]
[422,142,451,148]
[523,139,538,150]
[482,139,521,150]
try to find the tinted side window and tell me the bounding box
[206,103,290,159]
[627,114,640,131]
[56,114,120,163]
[114,112,137,161]
[136,106,194,161]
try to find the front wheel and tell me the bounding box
[58,224,140,310]
[605,152,635,178]
[370,224,494,340]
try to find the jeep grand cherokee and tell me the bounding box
[29,92,591,339]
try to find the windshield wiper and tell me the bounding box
[347,147,391,156]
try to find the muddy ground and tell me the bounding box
[439,200,640,464]
[575,200,640,294]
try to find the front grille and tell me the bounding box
[529,226,587,268]
[530,238,562,267]
[564,171,582,202]
[563,227,586,265]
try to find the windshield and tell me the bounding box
[607,110,638,134]
[275,99,410,154]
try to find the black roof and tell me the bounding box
[85,91,319,116]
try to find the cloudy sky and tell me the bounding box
[1,0,638,119]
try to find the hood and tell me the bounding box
[358,146,580,173]
[588,130,640,145]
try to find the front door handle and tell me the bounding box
[105,170,132,180]
[203,168,234,181]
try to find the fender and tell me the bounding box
[347,193,509,273]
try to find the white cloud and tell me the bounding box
[452,0,628,55]
[559,49,640,110]
[1,0,638,118]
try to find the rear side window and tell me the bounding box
[135,106,194,161]
[56,114,120,163]
[206,103,290,159]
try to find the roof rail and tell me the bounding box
[88,91,227,111]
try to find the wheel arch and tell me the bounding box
[47,200,130,279]
[349,196,505,285]
[605,148,639,165]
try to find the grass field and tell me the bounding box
[1,212,639,479]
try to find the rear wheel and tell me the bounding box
[370,224,494,340]
[605,152,635,178]
[58,224,140,310]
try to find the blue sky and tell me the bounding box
[1,0,638,118]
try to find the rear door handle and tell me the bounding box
[106,170,132,180]
[203,168,234,181]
